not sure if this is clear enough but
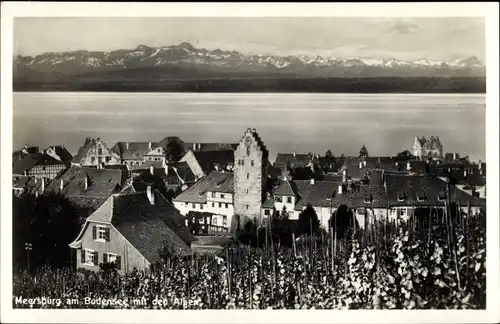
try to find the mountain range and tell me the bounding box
[13,42,486,92]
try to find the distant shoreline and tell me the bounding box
[13,77,486,94]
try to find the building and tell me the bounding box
[110,141,158,169]
[384,174,484,222]
[274,152,316,173]
[233,128,269,226]
[13,152,67,180]
[173,171,234,231]
[181,150,235,179]
[44,145,73,167]
[13,145,39,161]
[69,187,196,273]
[412,136,443,159]
[183,142,238,152]
[72,137,121,167]
[45,166,124,223]
[12,175,46,196]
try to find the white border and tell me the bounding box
[1,2,499,324]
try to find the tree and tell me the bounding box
[296,204,320,237]
[397,150,412,158]
[359,145,369,158]
[13,191,81,272]
[165,139,185,163]
[328,204,357,240]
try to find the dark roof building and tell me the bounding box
[183,142,238,152]
[111,142,157,161]
[174,171,234,204]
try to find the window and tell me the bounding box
[251,160,255,167]
[287,196,292,203]
[91,157,96,163]
[212,202,215,207]
[106,156,111,162]
[93,225,109,242]
[246,173,249,179]
[276,196,282,203]
[98,148,103,155]
[98,157,102,164]
[400,208,407,216]
[247,147,251,156]
[104,252,117,264]
[264,209,270,216]
[212,192,216,197]
[246,189,249,194]
[185,202,188,206]
[42,166,46,171]
[200,204,204,210]
[245,204,249,210]
[213,218,218,225]
[221,194,225,199]
[357,208,365,215]
[83,249,97,266]
[223,216,227,226]
[238,159,244,166]
[192,203,195,208]
[438,192,446,201]
[219,203,222,208]
[225,203,229,209]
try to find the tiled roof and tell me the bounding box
[331,185,388,209]
[13,153,64,175]
[46,167,122,199]
[267,166,283,179]
[111,191,195,262]
[384,175,483,207]
[262,195,275,208]
[173,162,197,184]
[111,142,158,160]
[273,179,295,196]
[48,146,73,166]
[13,146,40,162]
[275,153,313,169]
[183,142,238,152]
[174,171,233,203]
[292,180,340,210]
[192,150,234,174]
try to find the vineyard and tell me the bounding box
[13,208,486,310]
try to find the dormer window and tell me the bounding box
[438,191,446,201]
[416,193,426,202]
[397,193,406,202]
[364,194,372,203]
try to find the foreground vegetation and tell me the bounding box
[13,209,485,309]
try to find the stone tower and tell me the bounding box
[233,128,269,229]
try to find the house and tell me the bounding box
[13,145,39,161]
[412,136,443,160]
[274,152,316,173]
[13,152,67,180]
[183,142,238,152]
[143,136,187,163]
[110,141,158,169]
[45,166,124,223]
[72,137,121,167]
[69,187,196,273]
[180,150,235,179]
[384,174,484,223]
[12,175,46,196]
[173,171,234,231]
[44,145,73,167]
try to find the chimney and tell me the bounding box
[198,143,201,150]
[293,152,296,157]
[60,179,64,191]
[84,176,88,190]
[41,178,45,192]
[147,186,155,205]
[150,165,154,176]
[126,142,129,150]
[479,162,482,170]
[148,142,152,150]
[363,160,367,167]
[359,161,363,169]
[464,170,467,178]
[338,184,343,194]
[193,143,197,151]
[407,161,411,171]
[310,178,315,185]
[342,169,347,183]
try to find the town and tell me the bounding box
[12,128,487,309]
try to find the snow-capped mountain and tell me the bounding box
[13,42,485,80]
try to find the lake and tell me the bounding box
[13,92,486,162]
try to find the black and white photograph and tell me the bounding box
[1,2,499,323]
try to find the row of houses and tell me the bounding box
[12,130,487,275]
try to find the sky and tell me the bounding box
[14,17,485,61]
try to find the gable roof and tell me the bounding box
[275,153,313,168]
[72,138,97,164]
[46,167,122,199]
[46,145,73,166]
[111,142,158,160]
[330,184,388,209]
[273,179,295,196]
[384,174,484,207]
[174,171,234,203]
[292,180,340,210]
[183,142,238,152]
[13,153,64,175]
[192,150,235,174]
